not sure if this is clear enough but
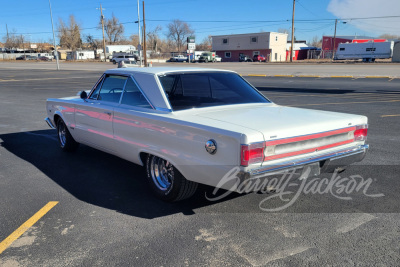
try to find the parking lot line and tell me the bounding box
[330,76,353,78]
[247,74,267,77]
[0,201,58,254]
[289,99,400,107]
[381,114,400,117]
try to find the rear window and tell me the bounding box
[158,72,269,111]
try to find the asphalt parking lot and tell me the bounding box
[0,64,399,266]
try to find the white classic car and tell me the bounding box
[45,67,369,202]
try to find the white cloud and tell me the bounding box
[327,0,400,36]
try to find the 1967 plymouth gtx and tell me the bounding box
[45,67,369,202]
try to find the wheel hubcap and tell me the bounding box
[150,156,174,191]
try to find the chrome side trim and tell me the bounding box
[250,144,369,176]
[45,117,56,129]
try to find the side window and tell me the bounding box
[120,78,152,108]
[98,75,127,103]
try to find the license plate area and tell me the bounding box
[299,162,321,180]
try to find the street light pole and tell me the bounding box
[332,19,338,61]
[143,1,147,67]
[48,0,60,70]
[137,0,142,67]
[98,4,107,62]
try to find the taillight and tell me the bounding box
[241,143,264,166]
[354,124,368,141]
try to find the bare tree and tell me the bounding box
[103,13,124,44]
[379,34,400,40]
[2,29,21,50]
[167,19,194,52]
[147,25,162,53]
[196,35,212,51]
[129,34,139,47]
[278,28,290,34]
[309,35,322,48]
[58,15,82,50]
[85,34,102,51]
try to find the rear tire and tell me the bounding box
[57,119,79,152]
[146,154,198,202]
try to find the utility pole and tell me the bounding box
[6,24,9,43]
[48,0,60,70]
[290,0,296,62]
[142,1,147,66]
[137,0,142,67]
[332,19,338,60]
[98,4,107,62]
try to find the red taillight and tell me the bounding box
[354,124,368,141]
[241,143,264,166]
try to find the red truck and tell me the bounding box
[253,55,266,62]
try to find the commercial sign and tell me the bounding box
[187,43,196,50]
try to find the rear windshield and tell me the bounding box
[158,72,269,111]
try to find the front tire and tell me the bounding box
[57,119,79,152]
[146,154,198,202]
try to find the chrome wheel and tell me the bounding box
[149,156,174,191]
[58,121,67,147]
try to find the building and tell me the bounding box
[67,50,95,60]
[212,32,288,62]
[322,35,380,51]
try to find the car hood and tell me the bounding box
[194,104,367,141]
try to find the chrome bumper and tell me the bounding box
[45,117,56,129]
[241,144,369,180]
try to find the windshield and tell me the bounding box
[158,72,269,111]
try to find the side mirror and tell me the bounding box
[79,91,88,100]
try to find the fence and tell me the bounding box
[307,50,334,60]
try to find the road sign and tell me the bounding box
[188,43,196,50]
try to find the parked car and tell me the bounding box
[16,55,37,60]
[239,55,253,62]
[118,60,139,68]
[253,55,266,62]
[112,54,137,64]
[45,67,369,202]
[169,55,188,62]
[215,55,222,62]
[198,52,216,63]
[38,56,51,61]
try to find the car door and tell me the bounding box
[74,74,127,153]
[112,76,156,163]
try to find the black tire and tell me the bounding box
[146,154,198,202]
[57,119,79,152]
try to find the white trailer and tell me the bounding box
[105,45,136,58]
[67,51,95,60]
[335,41,394,62]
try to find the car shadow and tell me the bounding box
[256,87,355,94]
[0,130,240,219]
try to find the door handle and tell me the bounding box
[104,111,112,116]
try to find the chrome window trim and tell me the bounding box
[88,74,105,100]
[93,74,128,103]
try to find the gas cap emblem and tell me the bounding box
[205,139,217,154]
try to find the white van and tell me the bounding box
[111,54,137,64]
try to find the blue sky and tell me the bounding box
[1,0,399,44]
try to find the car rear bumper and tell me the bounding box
[240,144,369,181]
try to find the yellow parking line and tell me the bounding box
[247,74,267,77]
[365,76,390,79]
[297,75,320,78]
[274,75,294,77]
[330,76,353,78]
[381,114,400,117]
[289,99,400,107]
[0,201,58,254]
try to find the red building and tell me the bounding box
[322,36,378,51]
